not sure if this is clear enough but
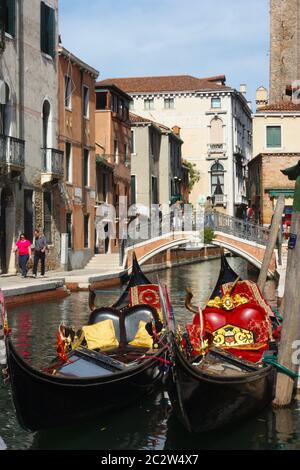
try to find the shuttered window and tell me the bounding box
[40,2,55,58]
[5,0,15,37]
[84,215,89,248]
[131,175,136,205]
[266,126,281,148]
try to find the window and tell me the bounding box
[211,97,221,109]
[65,142,72,182]
[4,0,15,37]
[266,126,281,148]
[211,163,225,202]
[43,191,52,244]
[83,86,89,118]
[131,130,135,154]
[96,91,107,110]
[144,98,154,110]
[66,213,72,248]
[131,175,136,205]
[164,98,174,109]
[64,76,72,109]
[40,1,56,58]
[83,149,89,186]
[84,214,89,248]
[124,143,129,166]
[151,176,158,204]
[114,140,119,164]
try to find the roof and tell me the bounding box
[97,74,230,94]
[58,46,99,78]
[258,101,300,112]
[129,112,182,140]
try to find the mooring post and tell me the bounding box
[273,161,300,407]
[257,194,285,292]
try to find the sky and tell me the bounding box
[59,0,270,108]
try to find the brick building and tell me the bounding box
[58,46,99,269]
[250,102,300,226]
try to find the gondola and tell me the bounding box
[164,253,280,433]
[4,254,169,431]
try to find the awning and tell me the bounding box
[267,189,295,198]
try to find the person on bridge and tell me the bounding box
[204,196,215,229]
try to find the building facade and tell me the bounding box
[130,113,184,212]
[58,46,99,270]
[95,83,131,253]
[250,101,300,226]
[0,0,62,274]
[270,0,300,103]
[97,75,252,216]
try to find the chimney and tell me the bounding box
[172,125,181,137]
[255,86,268,110]
[240,84,247,96]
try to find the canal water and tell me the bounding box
[1,256,300,450]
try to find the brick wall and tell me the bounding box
[270,0,300,102]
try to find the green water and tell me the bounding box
[1,257,299,450]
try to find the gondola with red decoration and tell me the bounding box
[165,253,281,433]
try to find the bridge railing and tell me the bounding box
[213,212,270,246]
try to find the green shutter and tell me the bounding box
[47,6,55,58]
[267,126,281,148]
[40,2,46,53]
[6,0,15,36]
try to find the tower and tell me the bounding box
[270,0,300,103]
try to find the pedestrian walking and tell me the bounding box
[13,233,32,278]
[32,229,48,278]
[204,196,215,229]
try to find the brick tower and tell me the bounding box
[270,0,300,103]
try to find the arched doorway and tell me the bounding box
[0,186,15,274]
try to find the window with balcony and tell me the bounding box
[211,162,225,204]
[40,1,55,58]
[151,176,158,204]
[83,86,89,118]
[266,126,281,148]
[164,98,174,109]
[64,76,72,109]
[4,0,15,37]
[144,98,154,110]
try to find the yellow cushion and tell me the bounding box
[128,321,153,349]
[82,319,119,350]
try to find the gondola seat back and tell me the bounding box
[88,307,121,342]
[124,304,159,343]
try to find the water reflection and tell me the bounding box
[0,256,298,450]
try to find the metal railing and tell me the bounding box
[213,212,270,246]
[0,134,25,168]
[42,148,64,176]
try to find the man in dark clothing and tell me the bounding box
[32,229,47,277]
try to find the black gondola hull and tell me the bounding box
[168,343,275,433]
[6,338,168,431]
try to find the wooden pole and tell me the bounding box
[257,194,285,292]
[273,212,300,407]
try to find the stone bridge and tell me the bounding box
[122,212,276,276]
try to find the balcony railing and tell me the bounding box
[0,134,25,169]
[42,148,64,177]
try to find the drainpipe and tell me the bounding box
[231,93,236,217]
